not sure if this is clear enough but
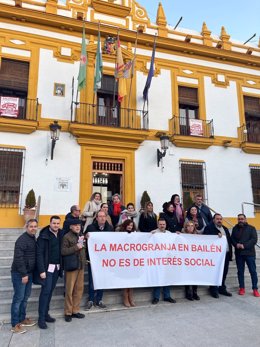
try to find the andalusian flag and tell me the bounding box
[77,23,87,91]
[94,29,103,92]
[116,37,127,103]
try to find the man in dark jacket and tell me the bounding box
[84,210,114,310]
[193,194,212,226]
[231,214,259,297]
[10,218,38,334]
[37,215,63,329]
[204,213,232,298]
[62,205,82,235]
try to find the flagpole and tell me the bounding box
[71,76,74,122]
[113,28,120,109]
[75,83,79,122]
[127,30,138,117]
[142,33,157,113]
[93,21,101,107]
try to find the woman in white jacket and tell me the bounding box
[82,192,102,232]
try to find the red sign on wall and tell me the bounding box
[0,97,19,118]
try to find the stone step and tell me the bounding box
[0,234,24,241]
[0,229,24,235]
[0,272,89,286]
[0,241,17,249]
[0,257,13,266]
[0,282,66,300]
[0,249,14,257]
[0,283,256,319]
[0,266,11,276]
[0,295,65,315]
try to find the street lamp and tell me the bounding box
[49,120,61,160]
[157,135,169,167]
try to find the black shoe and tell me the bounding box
[38,321,48,329]
[186,295,194,301]
[72,313,85,319]
[193,293,200,300]
[152,298,159,304]
[211,292,219,299]
[219,290,232,297]
[164,297,176,303]
[65,315,72,322]
[45,315,56,323]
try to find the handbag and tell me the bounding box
[63,253,79,272]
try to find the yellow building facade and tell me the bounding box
[0,0,260,228]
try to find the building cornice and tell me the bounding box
[1,3,260,69]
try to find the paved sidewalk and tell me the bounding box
[1,294,260,347]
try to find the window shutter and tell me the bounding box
[244,96,260,116]
[100,75,117,94]
[0,59,29,92]
[250,167,260,206]
[179,86,198,106]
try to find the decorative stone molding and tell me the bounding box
[156,2,167,37]
[201,22,212,47]
[92,0,131,18]
[220,26,231,50]
[46,0,58,15]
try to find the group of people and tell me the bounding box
[10,192,259,334]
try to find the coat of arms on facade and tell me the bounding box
[103,36,116,55]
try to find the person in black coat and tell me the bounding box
[204,213,232,298]
[139,201,157,232]
[193,194,212,226]
[62,205,82,235]
[36,215,64,329]
[231,214,259,296]
[10,218,38,333]
[159,202,180,233]
[108,193,125,228]
[85,210,114,310]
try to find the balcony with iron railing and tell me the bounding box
[169,116,214,149]
[239,123,260,154]
[0,97,39,134]
[69,102,149,149]
[71,102,149,130]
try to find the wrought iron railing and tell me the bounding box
[0,97,38,121]
[170,116,214,138]
[239,124,260,144]
[71,102,149,130]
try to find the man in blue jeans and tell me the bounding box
[151,219,176,304]
[36,216,63,329]
[231,214,259,297]
[11,218,38,334]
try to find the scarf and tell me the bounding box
[113,203,121,216]
[175,204,183,223]
[122,209,138,219]
[93,199,101,206]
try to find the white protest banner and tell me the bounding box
[88,232,227,289]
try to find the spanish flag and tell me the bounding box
[115,37,127,103]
